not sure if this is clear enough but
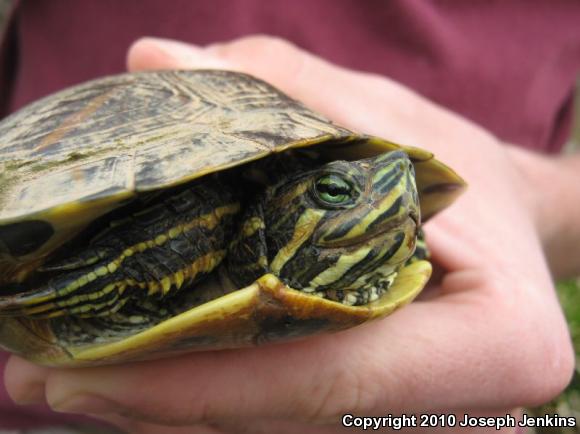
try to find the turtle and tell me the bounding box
[0,70,465,367]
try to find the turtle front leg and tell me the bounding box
[0,183,240,319]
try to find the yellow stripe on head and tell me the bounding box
[307,246,372,289]
[270,209,325,274]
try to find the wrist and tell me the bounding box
[507,146,580,277]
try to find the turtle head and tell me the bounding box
[263,150,420,305]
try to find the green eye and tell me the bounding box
[314,175,353,205]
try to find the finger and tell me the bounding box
[126,35,489,167]
[126,35,413,133]
[127,37,234,71]
[94,413,221,434]
[41,333,374,424]
[4,355,50,404]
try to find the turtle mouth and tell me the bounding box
[311,267,400,306]
[318,212,419,249]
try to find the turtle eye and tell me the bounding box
[314,174,353,205]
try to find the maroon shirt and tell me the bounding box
[1,0,580,429]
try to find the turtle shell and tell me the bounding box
[0,70,465,366]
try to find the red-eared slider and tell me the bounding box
[0,70,465,367]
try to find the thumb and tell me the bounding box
[127,36,431,142]
[126,35,485,169]
[127,37,234,71]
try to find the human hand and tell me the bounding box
[4,36,574,433]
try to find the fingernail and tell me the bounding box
[142,37,233,69]
[51,393,119,415]
[12,382,45,405]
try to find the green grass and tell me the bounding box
[558,279,580,351]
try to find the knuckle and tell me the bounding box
[461,273,574,407]
[513,322,575,406]
[491,285,575,406]
[208,34,309,93]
